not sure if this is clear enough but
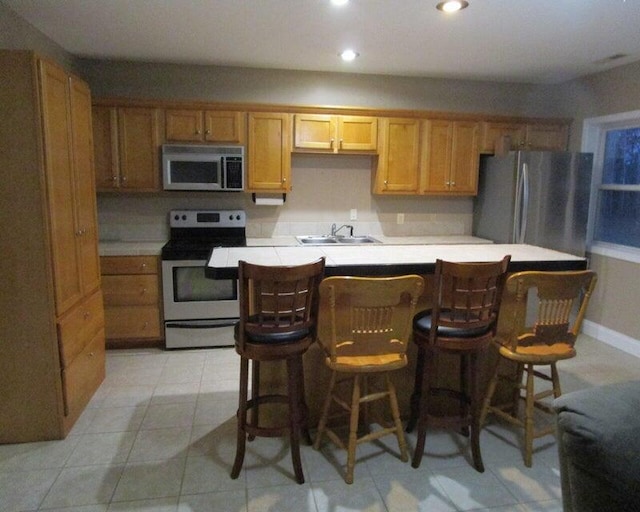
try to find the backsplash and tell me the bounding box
[97,154,473,241]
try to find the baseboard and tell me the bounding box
[582,320,640,359]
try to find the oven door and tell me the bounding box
[162,259,238,347]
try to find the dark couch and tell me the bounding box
[553,381,640,512]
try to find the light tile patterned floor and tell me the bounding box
[1,335,639,512]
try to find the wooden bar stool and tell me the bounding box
[313,274,425,484]
[480,270,597,467]
[230,257,325,484]
[408,256,510,472]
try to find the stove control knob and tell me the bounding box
[174,214,179,221]
[182,215,187,220]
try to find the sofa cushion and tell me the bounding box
[553,381,640,512]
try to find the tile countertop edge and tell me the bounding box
[99,241,166,256]
[206,243,587,279]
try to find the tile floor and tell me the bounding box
[2,334,640,512]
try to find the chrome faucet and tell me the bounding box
[330,223,354,237]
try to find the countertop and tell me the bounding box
[206,243,587,279]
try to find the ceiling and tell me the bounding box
[4,0,640,84]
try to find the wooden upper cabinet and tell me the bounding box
[525,123,569,151]
[93,106,162,192]
[165,109,245,144]
[293,114,377,153]
[374,118,421,194]
[39,59,83,314]
[480,120,569,153]
[421,120,480,195]
[246,112,291,192]
[69,77,101,298]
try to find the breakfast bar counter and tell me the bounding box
[206,243,587,279]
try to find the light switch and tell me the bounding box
[397,213,405,225]
[350,209,357,220]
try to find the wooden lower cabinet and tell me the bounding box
[57,289,106,432]
[101,256,163,347]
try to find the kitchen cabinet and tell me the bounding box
[374,117,421,194]
[421,119,480,195]
[101,256,162,346]
[246,112,291,192]
[92,105,162,191]
[0,51,105,442]
[165,109,246,144]
[293,114,377,153]
[480,121,569,153]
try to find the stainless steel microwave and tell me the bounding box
[162,144,244,191]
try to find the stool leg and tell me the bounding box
[479,357,501,427]
[231,356,249,479]
[459,353,470,437]
[469,352,484,473]
[387,373,409,462]
[550,363,562,398]
[406,343,426,433]
[287,357,305,484]
[313,371,337,450]
[524,363,535,467]
[346,374,361,484]
[412,348,434,469]
[248,360,260,442]
[296,354,312,445]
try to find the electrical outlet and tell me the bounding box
[350,208,357,220]
[397,213,405,225]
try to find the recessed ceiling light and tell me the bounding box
[331,0,349,6]
[340,49,359,62]
[436,1,469,13]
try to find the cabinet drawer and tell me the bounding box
[61,328,105,418]
[102,274,159,306]
[101,256,158,275]
[58,290,105,368]
[105,306,161,339]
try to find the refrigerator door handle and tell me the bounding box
[514,163,524,243]
[519,162,530,243]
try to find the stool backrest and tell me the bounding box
[494,270,597,350]
[319,275,424,361]
[237,258,325,348]
[430,256,511,343]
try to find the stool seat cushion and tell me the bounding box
[414,311,492,339]
[235,316,311,344]
[553,381,640,511]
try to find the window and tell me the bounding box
[583,111,640,262]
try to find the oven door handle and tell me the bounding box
[165,320,238,329]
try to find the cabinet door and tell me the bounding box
[92,106,119,190]
[204,110,245,144]
[374,118,420,194]
[69,77,101,296]
[449,121,479,194]
[39,59,83,315]
[525,123,569,151]
[338,116,378,152]
[247,112,291,191]
[480,121,526,153]
[118,107,161,191]
[293,114,336,151]
[165,109,204,141]
[421,120,453,193]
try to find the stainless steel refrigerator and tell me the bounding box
[473,151,593,256]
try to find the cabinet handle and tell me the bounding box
[205,129,210,135]
[140,263,147,270]
[195,129,201,135]
[83,311,90,320]
[330,138,334,148]
[141,288,147,295]
[88,352,95,358]
[121,176,128,183]
[451,181,456,186]
[339,138,343,149]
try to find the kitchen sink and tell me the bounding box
[296,235,382,245]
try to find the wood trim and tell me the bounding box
[92,97,571,126]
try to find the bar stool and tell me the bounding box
[480,270,597,467]
[230,257,325,484]
[408,256,510,472]
[313,274,425,484]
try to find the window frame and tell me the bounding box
[582,110,640,264]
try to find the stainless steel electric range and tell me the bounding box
[161,209,246,349]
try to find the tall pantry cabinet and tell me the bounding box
[0,51,105,443]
